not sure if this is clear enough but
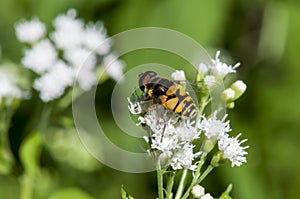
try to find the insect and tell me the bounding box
[138,71,198,118]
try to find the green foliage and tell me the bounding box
[47,187,95,199]
[121,185,135,199]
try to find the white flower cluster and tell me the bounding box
[198,111,249,167]
[0,66,25,103]
[138,106,201,170]
[15,9,124,102]
[198,51,241,89]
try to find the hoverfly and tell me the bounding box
[138,71,198,118]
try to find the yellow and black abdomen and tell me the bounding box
[140,72,198,118]
[163,84,198,118]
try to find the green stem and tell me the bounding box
[181,153,207,199]
[19,104,52,199]
[20,174,33,199]
[174,168,188,199]
[157,160,164,199]
[166,171,175,199]
[196,165,214,184]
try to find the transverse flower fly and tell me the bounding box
[138,71,198,118]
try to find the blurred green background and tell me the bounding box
[1,0,300,198]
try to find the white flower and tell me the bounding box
[198,63,209,74]
[64,47,97,69]
[200,193,213,199]
[138,106,200,170]
[22,39,57,74]
[198,112,231,140]
[170,143,198,170]
[218,133,249,167]
[127,98,142,115]
[210,51,240,78]
[0,72,23,102]
[51,9,84,49]
[171,70,186,81]
[222,88,235,101]
[64,47,97,91]
[231,80,247,99]
[204,75,216,89]
[103,54,125,81]
[33,61,74,102]
[83,23,111,55]
[191,185,205,198]
[15,18,46,44]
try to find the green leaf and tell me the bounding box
[121,185,135,199]
[47,187,95,199]
[219,184,233,199]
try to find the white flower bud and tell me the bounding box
[192,184,205,198]
[201,193,214,199]
[221,88,235,102]
[231,80,246,100]
[198,63,209,74]
[171,70,186,81]
[204,75,216,90]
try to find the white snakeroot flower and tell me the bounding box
[127,98,142,115]
[204,75,216,89]
[231,80,247,99]
[210,51,240,78]
[198,112,231,140]
[138,106,200,170]
[51,9,84,49]
[34,61,74,102]
[200,193,213,199]
[15,18,46,44]
[222,88,235,101]
[171,70,186,81]
[191,185,205,198]
[83,23,111,55]
[22,39,57,74]
[198,63,209,75]
[170,143,197,170]
[64,47,97,91]
[0,72,23,102]
[103,54,125,81]
[218,133,249,167]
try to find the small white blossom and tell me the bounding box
[218,133,249,167]
[200,193,213,199]
[83,23,111,55]
[198,112,231,140]
[22,39,57,74]
[231,80,247,99]
[191,185,205,198]
[0,72,23,102]
[138,106,200,170]
[51,9,84,49]
[15,18,46,44]
[64,47,97,71]
[198,63,209,74]
[171,70,186,81]
[103,54,125,81]
[210,51,240,78]
[222,88,235,101]
[33,61,74,102]
[127,98,142,115]
[64,47,97,91]
[170,143,199,170]
[204,75,216,89]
